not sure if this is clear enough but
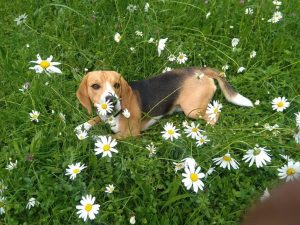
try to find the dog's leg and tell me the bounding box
[75,116,101,132]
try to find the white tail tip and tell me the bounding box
[230,94,253,107]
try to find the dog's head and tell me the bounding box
[76,71,129,115]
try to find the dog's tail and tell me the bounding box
[202,67,253,107]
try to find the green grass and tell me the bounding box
[1,0,300,224]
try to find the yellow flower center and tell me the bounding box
[101,103,107,109]
[40,60,50,69]
[190,173,198,182]
[253,148,261,156]
[103,144,110,151]
[79,134,84,140]
[167,129,174,135]
[277,101,284,108]
[287,168,295,176]
[73,168,80,174]
[32,114,39,119]
[192,127,198,133]
[223,155,231,162]
[199,138,204,143]
[213,108,219,114]
[85,203,93,212]
[179,55,184,59]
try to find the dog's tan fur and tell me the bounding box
[77,67,252,139]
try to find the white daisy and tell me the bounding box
[114,32,122,43]
[76,130,88,140]
[183,157,197,169]
[65,162,86,180]
[162,67,172,73]
[268,11,283,23]
[26,197,37,209]
[206,100,222,123]
[0,196,5,215]
[74,122,91,133]
[95,136,118,158]
[294,130,300,144]
[144,3,150,12]
[245,8,254,15]
[135,30,143,37]
[148,37,155,43]
[222,64,229,71]
[127,4,137,13]
[0,180,7,194]
[206,11,211,19]
[280,154,294,162]
[273,0,282,6]
[278,161,300,182]
[105,184,115,194]
[14,13,28,25]
[295,112,300,128]
[29,54,62,74]
[254,100,260,105]
[182,166,205,193]
[129,215,136,224]
[106,116,117,127]
[130,47,135,53]
[195,71,205,79]
[213,153,239,170]
[231,38,239,48]
[29,110,40,123]
[195,135,210,146]
[6,160,18,171]
[272,97,290,112]
[205,166,215,178]
[177,52,188,64]
[19,82,30,92]
[182,120,189,128]
[242,145,271,168]
[76,194,100,222]
[168,54,176,62]
[184,122,203,139]
[122,108,131,118]
[157,38,168,56]
[95,100,114,116]
[173,162,185,173]
[237,66,246,73]
[264,123,279,132]
[250,50,257,58]
[58,112,66,123]
[161,122,181,141]
[146,143,156,157]
[260,188,270,201]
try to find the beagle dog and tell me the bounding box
[76,67,253,139]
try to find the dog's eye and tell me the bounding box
[91,84,100,90]
[114,83,120,89]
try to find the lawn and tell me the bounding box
[1,0,300,224]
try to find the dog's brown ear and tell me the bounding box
[119,75,132,104]
[76,75,92,114]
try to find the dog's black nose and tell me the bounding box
[105,95,117,105]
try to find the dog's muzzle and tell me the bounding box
[105,95,118,107]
